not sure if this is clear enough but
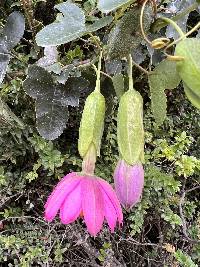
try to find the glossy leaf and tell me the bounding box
[175,38,200,103]
[148,60,181,125]
[78,90,105,158]
[107,7,152,59]
[0,12,25,84]
[117,90,144,165]
[98,0,133,13]
[23,65,89,140]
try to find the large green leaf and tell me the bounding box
[36,2,85,47]
[107,7,152,59]
[0,12,25,84]
[98,0,133,13]
[23,65,89,140]
[175,38,200,101]
[36,2,113,47]
[148,60,181,125]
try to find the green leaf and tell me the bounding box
[0,98,24,128]
[117,90,144,165]
[107,7,152,59]
[1,11,25,51]
[183,83,200,110]
[175,38,200,108]
[0,12,25,83]
[112,73,124,99]
[148,60,181,125]
[174,250,198,267]
[36,2,86,47]
[85,16,113,32]
[78,90,105,158]
[23,65,89,140]
[98,0,133,13]
[36,2,112,47]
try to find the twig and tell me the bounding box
[179,178,200,244]
[20,0,36,35]
[132,60,149,75]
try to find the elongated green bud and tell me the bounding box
[78,90,105,158]
[117,89,144,165]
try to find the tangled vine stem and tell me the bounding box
[179,178,200,245]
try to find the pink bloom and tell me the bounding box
[114,160,144,210]
[45,172,123,236]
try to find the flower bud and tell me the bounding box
[117,89,144,165]
[114,159,144,210]
[78,90,105,158]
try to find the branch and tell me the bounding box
[179,179,200,244]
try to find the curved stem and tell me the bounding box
[140,0,152,45]
[153,2,199,33]
[128,54,134,90]
[166,21,200,50]
[159,17,185,38]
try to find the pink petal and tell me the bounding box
[101,190,117,232]
[82,177,104,236]
[97,178,123,225]
[45,172,81,222]
[60,182,82,224]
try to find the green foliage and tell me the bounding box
[36,2,113,46]
[148,60,181,125]
[175,38,200,109]
[29,134,65,173]
[23,65,88,140]
[174,249,198,267]
[1,1,200,266]
[98,0,133,13]
[0,12,25,83]
[112,73,124,99]
[107,7,152,59]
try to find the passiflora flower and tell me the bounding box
[114,159,144,210]
[45,172,123,236]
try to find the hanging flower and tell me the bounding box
[114,159,144,210]
[45,172,123,236]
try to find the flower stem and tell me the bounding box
[166,21,200,50]
[95,50,103,92]
[153,2,199,33]
[159,17,185,38]
[128,54,134,90]
[140,0,152,45]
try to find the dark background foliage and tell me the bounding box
[0,0,200,266]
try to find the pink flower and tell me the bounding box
[45,172,123,236]
[114,160,144,210]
